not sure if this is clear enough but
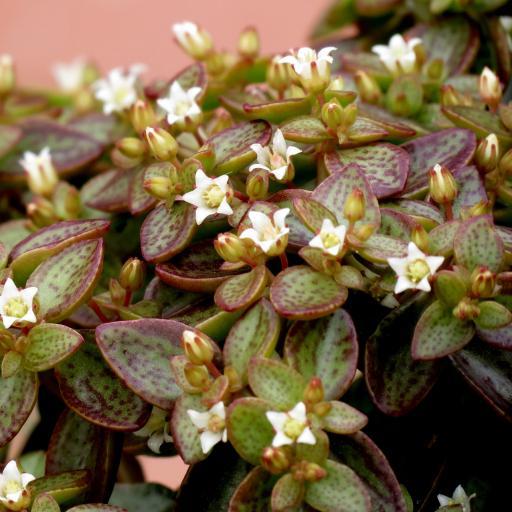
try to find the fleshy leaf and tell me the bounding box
[383,199,443,228]
[358,104,419,139]
[343,117,389,147]
[68,506,127,512]
[109,483,176,512]
[0,369,38,446]
[304,460,371,512]
[80,171,117,219]
[434,270,468,308]
[322,402,368,434]
[341,53,392,87]
[32,494,61,512]
[474,301,512,330]
[27,470,90,505]
[270,266,348,320]
[358,234,408,263]
[85,169,134,213]
[412,300,475,360]
[228,466,276,512]
[477,323,512,350]
[454,216,504,272]
[280,115,330,143]
[428,220,460,257]
[451,165,487,219]
[10,219,109,283]
[284,309,358,400]
[271,473,303,511]
[379,209,416,239]
[26,238,104,323]
[140,202,197,263]
[69,113,128,145]
[226,397,275,465]
[248,357,306,409]
[292,197,337,232]
[224,299,281,385]
[0,124,22,158]
[0,219,31,253]
[128,166,157,215]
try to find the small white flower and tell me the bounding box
[134,407,172,454]
[240,208,290,256]
[157,81,202,129]
[92,66,143,114]
[309,218,347,257]
[0,460,35,511]
[19,147,58,197]
[187,401,227,454]
[0,279,38,329]
[437,485,475,512]
[479,67,501,108]
[249,129,301,181]
[172,21,213,60]
[388,242,444,294]
[181,169,233,225]
[53,58,86,91]
[266,402,316,448]
[372,34,422,75]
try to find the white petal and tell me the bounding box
[187,409,210,429]
[21,309,37,324]
[297,427,316,445]
[213,174,229,189]
[181,188,204,209]
[265,411,287,431]
[239,228,260,244]
[1,279,20,302]
[309,233,324,250]
[286,145,302,159]
[325,243,341,257]
[194,168,210,188]
[288,402,307,422]
[278,55,298,66]
[248,163,271,173]
[216,198,233,216]
[271,431,294,447]
[406,242,425,260]
[426,255,444,274]
[387,257,408,276]
[2,460,22,482]
[437,494,450,506]
[415,276,432,292]
[272,129,288,157]
[333,224,347,242]
[270,165,288,181]
[1,315,17,329]
[19,286,38,305]
[195,206,215,225]
[187,86,202,101]
[5,490,22,502]
[317,46,336,62]
[273,208,290,231]
[394,276,414,294]
[200,431,222,453]
[222,428,228,442]
[209,401,225,419]
[248,211,273,233]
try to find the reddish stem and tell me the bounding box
[444,202,454,221]
[206,361,222,378]
[279,252,288,270]
[285,181,297,189]
[234,191,249,202]
[89,300,109,323]
[123,290,132,307]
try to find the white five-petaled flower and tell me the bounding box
[388,242,444,294]
[0,460,35,511]
[249,129,301,181]
[371,34,422,75]
[181,169,233,225]
[134,407,172,454]
[266,402,316,448]
[53,58,86,91]
[308,218,347,257]
[19,147,58,197]
[0,279,38,329]
[92,65,144,114]
[240,208,290,256]
[187,401,227,454]
[157,81,202,130]
[172,21,213,60]
[437,485,475,512]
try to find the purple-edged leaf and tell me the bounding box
[224,299,281,385]
[474,301,512,330]
[10,219,109,283]
[379,208,416,239]
[243,96,312,123]
[271,474,303,511]
[226,397,275,465]
[108,483,176,512]
[0,219,31,253]
[68,505,128,512]
[477,323,512,350]
[341,53,392,87]
[23,324,84,372]
[79,171,115,219]
[27,239,104,323]
[312,163,380,229]
[497,226,512,254]
[454,215,504,272]
[383,199,443,228]
[429,220,460,257]
[85,169,134,213]
[365,297,441,416]
[129,166,157,215]
[412,300,475,360]
[32,494,60,512]
[330,431,408,512]
[96,319,204,409]
[156,240,243,292]
[324,143,409,199]
[0,119,102,182]
[359,234,408,263]
[0,124,22,158]
[248,357,306,409]
[304,460,371,512]
[27,470,90,506]
[401,128,476,197]
[228,466,275,512]
[358,104,419,139]
[214,266,269,312]
[284,309,358,400]
[56,341,151,431]
[343,117,389,147]
[292,197,336,233]
[450,341,512,422]
[146,62,207,100]
[280,115,330,143]
[322,402,368,434]
[69,113,129,146]
[0,369,38,446]
[452,165,487,219]
[140,202,197,263]
[270,266,348,320]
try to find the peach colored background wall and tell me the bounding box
[2,0,331,489]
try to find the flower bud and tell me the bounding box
[214,233,247,263]
[303,377,324,404]
[440,84,472,107]
[173,21,214,61]
[246,169,269,200]
[354,223,374,241]
[0,54,15,96]
[344,188,365,224]
[27,197,58,228]
[110,147,142,169]
[385,75,423,117]
[452,297,480,321]
[116,137,147,159]
[313,401,332,417]
[109,278,126,306]
[479,67,502,112]
[261,446,292,474]
[326,76,345,92]
[130,99,157,134]
[500,148,512,176]
[354,70,381,104]
[224,365,243,392]
[52,182,81,220]
[424,58,445,81]
[471,266,496,298]
[184,363,211,390]
[20,148,59,198]
[292,460,327,482]
[411,224,429,253]
[429,164,458,204]
[267,55,293,92]
[321,99,343,130]
[145,127,178,161]
[238,27,259,60]
[182,329,214,365]
[144,176,173,201]
[475,134,500,174]
[119,258,145,292]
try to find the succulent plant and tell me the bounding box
[0,1,511,510]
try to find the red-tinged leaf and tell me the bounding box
[292,197,337,233]
[243,96,312,123]
[379,208,416,239]
[343,117,389,147]
[129,166,157,215]
[358,234,408,263]
[0,124,22,158]
[322,402,368,434]
[69,113,129,146]
[68,506,128,512]
[228,466,276,512]
[85,169,134,213]
[271,473,303,511]
[26,239,104,323]
[429,220,460,257]
[108,483,176,512]
[0,219,31,253]
[477,323,512,351]
[383,199,443,228]
[280,115,331,143]
[32,494,60,512]
[451,165,487,219]
[27,470,90,506]
[145,62,207,100]
[358,103,419,139]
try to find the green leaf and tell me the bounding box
[341,53,392,88]
[383,199,443,228]
[270,266,348,320]
[56,341,151,431]
[454,216,504,272]
[129,166,157,215]
[23,324,84,372]
[28,470,90,506]
[322,402,368,434]
[296,428,330,465]
[32,493,61,512]
[69,113,129,146]
[0,124,22,158]
[85,168,134,213]
[0,219,31,253]
[109,483,175,512]
[2,350,22,378]
[429,220,460,257]
[412,300,475,360]
[284,309,358,400]
[67,505,128,512]
[434,270,468,308]
[79,171,116,219]
[304,460,371,512]
[474,301,512,330]
[292,197,337,233]
[19,450,46,478]
[0,369,38,446]
[451,165,487,219]
[379,209,415,239]
[224,299,281,385]
[358,234,408,264]
[214,266,269,312]
[228,466,275,512]
[280,115,330,143]
[140,202,197,263]
[343,117,389,146]
[226,397,275,465]
[271,474,303,511]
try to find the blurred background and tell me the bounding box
[1,0,331,489]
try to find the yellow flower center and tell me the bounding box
[283,418,306,440]
[4,298,28,319]
[406,259,430,283]
[114,86,131,105]
[321,232,340,249]
[207,414,225,433]
[3,479,23,495]
[270,152,286,170]
[202,184,225,209]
